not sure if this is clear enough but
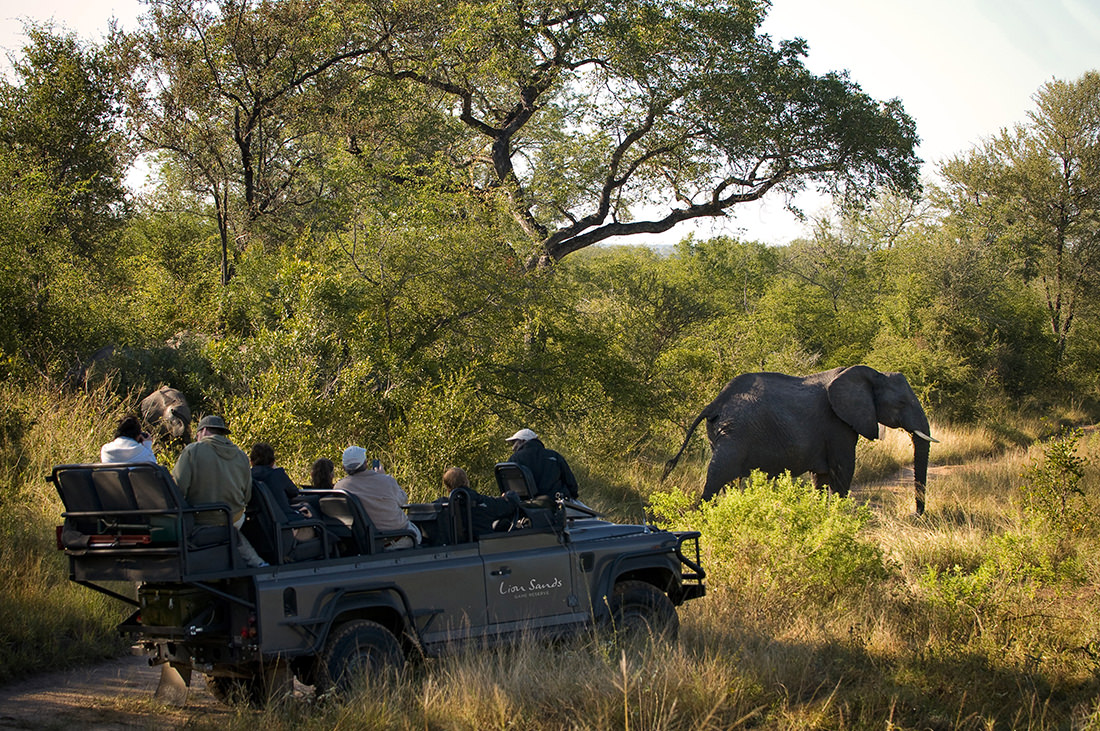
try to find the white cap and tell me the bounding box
[342,445,367,471]
[506,428,538,443]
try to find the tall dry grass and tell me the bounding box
[4,385,1100,729]
[0,379,136,681]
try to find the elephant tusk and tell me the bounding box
[913,429,939,443]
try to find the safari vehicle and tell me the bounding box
[49,460,705,705]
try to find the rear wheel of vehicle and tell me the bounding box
[205,661,292,708]
[315,619,405,697]
[605,580,679,644]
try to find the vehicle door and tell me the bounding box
[480,530,582,632]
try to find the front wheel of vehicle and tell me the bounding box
[314,619,405,697]
[605,580,680,644]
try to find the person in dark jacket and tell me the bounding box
[505,428,579,500]
[248,442,303,521]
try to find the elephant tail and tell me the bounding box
[661,409,710,481]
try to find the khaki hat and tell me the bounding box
[196,415,230,433]
[506,428,538,443]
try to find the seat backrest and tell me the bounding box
[54,467,101,513]
[127,465,180,512]
[494,462,536,500]
[318,491,378,553]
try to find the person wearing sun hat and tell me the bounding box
[335,446,421,550]
[505,428,579,500]
[172,414,267,568]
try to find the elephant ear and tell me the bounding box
[826,366,882,440]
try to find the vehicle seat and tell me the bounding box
[308,490,419,555]
[242,481,327,565]
[494,462,536,499]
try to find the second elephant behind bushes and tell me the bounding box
[140,385,192,446]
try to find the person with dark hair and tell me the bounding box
[173,415,266,568]
[100,415,157,464]
[249,442,303,521]
[310,457,335,490]
[505,428,579,499]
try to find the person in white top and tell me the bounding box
[100,415,157,464]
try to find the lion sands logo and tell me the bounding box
[498,575,564,599]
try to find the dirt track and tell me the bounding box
[0,655,232,730]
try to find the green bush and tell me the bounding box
[649,471,890,617]
[1021,427,1094,536]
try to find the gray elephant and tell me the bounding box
[140,386,192,445]
[663,365,936,514]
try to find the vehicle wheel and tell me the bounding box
[205,674,262,707]
[314,619,405,697]
[205,662,292,708]
[605,580,679,643]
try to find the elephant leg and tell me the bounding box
[702,443,746,501]
[828,462,854,498]
[812,472,831,491]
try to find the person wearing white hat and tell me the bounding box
[335,446,421,550]
[505,429,579,500]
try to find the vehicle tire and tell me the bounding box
[205,674,263,707]
[605,580,679,643]
[314,619,405,697]
[205,662,292,708]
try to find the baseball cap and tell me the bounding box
[342,445,367,471]
[505,428,538,443]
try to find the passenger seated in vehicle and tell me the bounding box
[310,457,335,490]
[442,466,522,535]
[335,446,421,550]
[173,415,267,568]
[504,429,579,500]
[250,443,316,539]
[100,415,157,464]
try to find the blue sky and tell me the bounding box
[3,0,1098,245]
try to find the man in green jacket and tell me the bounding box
[173,415,267,568]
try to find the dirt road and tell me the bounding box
[0,655,231,730]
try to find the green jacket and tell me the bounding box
[172,435,252,524]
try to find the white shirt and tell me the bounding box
[100,437,157,465]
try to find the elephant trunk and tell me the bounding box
[912,433,931,515]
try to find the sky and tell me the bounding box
[2,0,1099,245]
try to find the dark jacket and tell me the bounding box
[251,464,301,521]
[510,438,579,499]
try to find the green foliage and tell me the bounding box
[649,471,890,615]
[1021,428,1094,536]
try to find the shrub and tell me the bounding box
[1020,427,1094,536]
[648,471,890,619]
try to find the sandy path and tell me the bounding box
[0,655,231,730]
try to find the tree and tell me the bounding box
[369,0,921,267]
[937,72,1100,362]
[0,24,129,256]
[118,0,396,285]
[0,26,131,373]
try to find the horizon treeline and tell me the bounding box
[1,3,1098,489]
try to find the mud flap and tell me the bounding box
[154,663,191,706]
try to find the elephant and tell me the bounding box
[662,365,936,514]
[140,386,192,446]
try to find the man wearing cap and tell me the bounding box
[335,446,421,550]
[505,428,579,500]
[172,415,267,568]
